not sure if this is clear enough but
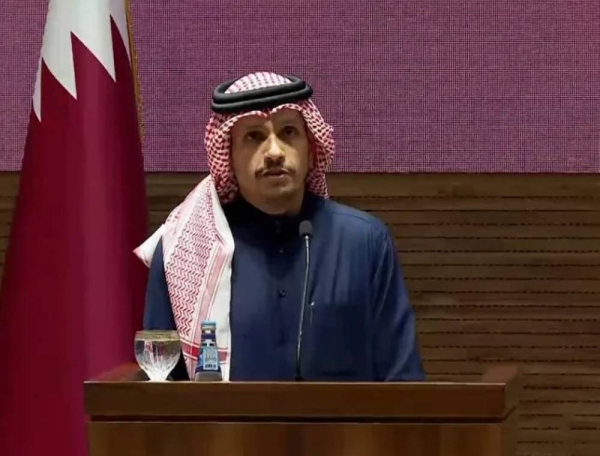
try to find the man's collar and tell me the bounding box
[224,192,321,237]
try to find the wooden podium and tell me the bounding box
[84,364,519,456]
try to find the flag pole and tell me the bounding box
[126,0,144,141]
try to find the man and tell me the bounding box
[136,71,425,382]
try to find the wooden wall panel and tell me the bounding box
[1,171,600,456]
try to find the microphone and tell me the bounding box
[295,220,313,381]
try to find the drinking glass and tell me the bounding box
[134,330,181,381]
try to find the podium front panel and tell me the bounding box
[89,420,516,456]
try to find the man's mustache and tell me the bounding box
[256,165,294,177]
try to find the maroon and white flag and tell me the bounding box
[0,1,148,454]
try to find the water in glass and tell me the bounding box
[134,330,181,381]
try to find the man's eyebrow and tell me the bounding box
[276,115,304,125]
[237,113,303,131]
[239,121,266,131]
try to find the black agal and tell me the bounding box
[211,75,313,114]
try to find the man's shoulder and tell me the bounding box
[319,198,390,240]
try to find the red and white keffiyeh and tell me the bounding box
[135,72,335,380]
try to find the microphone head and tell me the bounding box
[299,220,313,238]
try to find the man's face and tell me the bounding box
[230,109,311,209]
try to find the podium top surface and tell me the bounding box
[84,364,519,422]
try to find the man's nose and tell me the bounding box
[264,136,285,161]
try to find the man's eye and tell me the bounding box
[282,126,297,136]
[246,131,264,142]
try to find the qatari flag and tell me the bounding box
[0,1,148,455]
